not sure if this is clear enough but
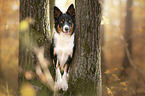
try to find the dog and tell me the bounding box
[50,4,76,91]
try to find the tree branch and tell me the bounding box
[120,35,145,83]
[34,47,56,91]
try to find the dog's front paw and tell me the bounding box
[56,80,62,90]
[55,67,62,90]
[61,80,68,91]
[61,72,68,91]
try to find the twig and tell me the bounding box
[6,82,9,96]
[120,35,145,83]
[34,47,55,91]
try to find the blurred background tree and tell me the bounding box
[0,0,19,96]
[120,0,133,80]
[102,0,145,95]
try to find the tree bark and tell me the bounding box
[120,0,133,80]
[63,0,102,96]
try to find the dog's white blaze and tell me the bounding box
[54,32,74,67]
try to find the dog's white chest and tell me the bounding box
[54,32,74,67]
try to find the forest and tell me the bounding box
[0,0,145,96]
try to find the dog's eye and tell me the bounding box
[67,19,71,22]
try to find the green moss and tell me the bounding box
[61,78,97,96]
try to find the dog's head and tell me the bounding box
[54,4,75,35]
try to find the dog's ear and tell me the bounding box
[54,6,62,20]
[66,4,75,17]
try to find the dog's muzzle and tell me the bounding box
[63,25,70,34]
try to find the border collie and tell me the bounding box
[50,4,75,91]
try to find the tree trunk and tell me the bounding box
[0,34,2,79]
[19,0,48,68]
[19,0,52,95]
[120,0,133,80]
[63,0,102,96]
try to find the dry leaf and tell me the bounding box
[105,69,110,74]
[120,82,127,86]
[106,87,113,96]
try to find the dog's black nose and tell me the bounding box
[65,27,69,31]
